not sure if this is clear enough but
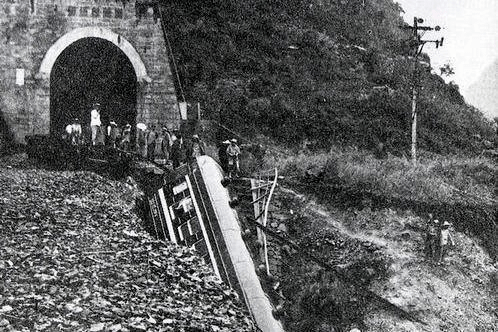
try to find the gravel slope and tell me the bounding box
[0,155,255,332]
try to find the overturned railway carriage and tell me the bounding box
[144,156,285,332]
[144,162,240,289]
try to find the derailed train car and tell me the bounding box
[143,156,284,332]
[142,160,243,294]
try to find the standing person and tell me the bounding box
[147,125,157,161]
[424,214,438,261]
[64,123,73,142]
[218,140,230,172]
[226,138,241,178]
[162,127,173,154]
[438,221,455,264]
[136,123,147,158]
[90,103,101,146]
[153,127,169,163]
[171,132,186,168]
[107,121,120,148]
[70,118,82,145]
[188,134,206,161]
[120,123,131,151]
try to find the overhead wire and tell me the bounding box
[158,4,186,103]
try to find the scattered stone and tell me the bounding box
[0,159,255,332]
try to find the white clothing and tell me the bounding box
[90,109,101,127]
[71,123,82,135]
[65,124,73,135]
[440,229,454,246]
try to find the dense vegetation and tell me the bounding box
[161,0,495,155]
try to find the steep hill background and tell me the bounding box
[466,58,498,120]
[160,0,495,155]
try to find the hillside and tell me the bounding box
[466,58,498,120]
[161,0,495,155]
[256,148,497,331]
[269,187,497,332]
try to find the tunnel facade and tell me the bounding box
[0,0,179,144]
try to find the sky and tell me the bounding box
[395,0,498,94]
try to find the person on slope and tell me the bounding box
[438,221,455,264]
[424,214,439,261]
[226,138,241,178]
[188,134,206,162]
[171,132,187,168]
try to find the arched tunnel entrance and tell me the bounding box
[50,37,137,139]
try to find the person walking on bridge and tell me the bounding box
[227,138,241,178]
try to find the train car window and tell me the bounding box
[173,181,188,195]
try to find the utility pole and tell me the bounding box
[403,17,443,164]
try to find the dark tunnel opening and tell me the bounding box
[50,37,137,139]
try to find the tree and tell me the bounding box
[439,62,455,77]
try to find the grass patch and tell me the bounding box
[266,147,496,206]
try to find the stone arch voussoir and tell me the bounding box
[38,26,149,82]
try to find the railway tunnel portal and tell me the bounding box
[49,35,138,137]
[0,0,180,144]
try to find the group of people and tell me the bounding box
[136,125,208,168]
[62,104,247,173]
[218,138,241,178]
[425,213,455,264]
[63,103,133,149]
[62,104,215,169]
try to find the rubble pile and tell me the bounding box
[0,156,254,332]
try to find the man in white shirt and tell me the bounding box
[90,103,101,146]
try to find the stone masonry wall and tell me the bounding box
[0,0,179,144]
